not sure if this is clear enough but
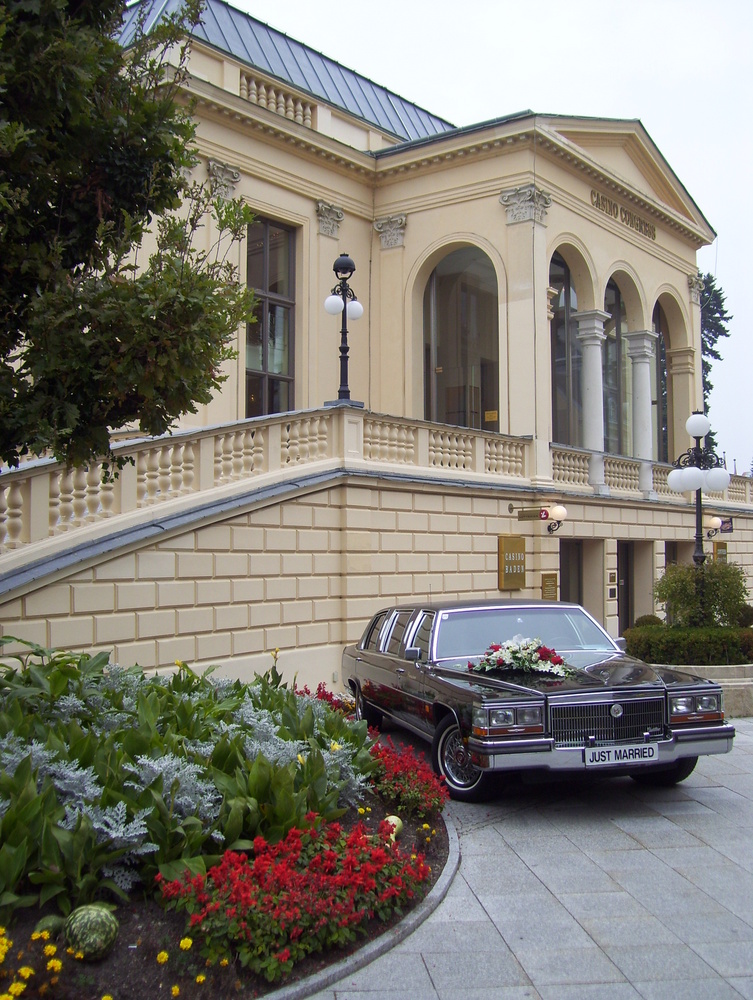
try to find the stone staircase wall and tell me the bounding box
[677,663,753,719]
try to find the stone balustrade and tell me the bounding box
[2,411,751,562]
[240,73,314,128]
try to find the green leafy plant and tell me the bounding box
[623,625,753,665]
[634,614,664,628]
[654,561,749,627]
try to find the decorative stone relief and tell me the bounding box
[207,160,241,198]
[374,214,407,249]
[316,201,344,238]
[499,184,552,224]
[688,272,704,305]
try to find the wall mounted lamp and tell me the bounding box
[703,513,723,539]
[508,503,568,534]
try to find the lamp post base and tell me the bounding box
[323,399,364,408]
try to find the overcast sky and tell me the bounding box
[234,0,753,473]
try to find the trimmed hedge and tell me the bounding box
[624,626,753,665]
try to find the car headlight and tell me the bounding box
[670,693,721,718]
[489,708,515,727]
[670,696,695,716]
[472,705,544,736]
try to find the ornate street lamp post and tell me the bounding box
[667,411,730,566]
[323,253,364,407]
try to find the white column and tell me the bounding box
[624,329,658,497]
[576,310,610,495]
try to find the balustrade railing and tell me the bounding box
[240,73,314,128]
[2,411,750,559]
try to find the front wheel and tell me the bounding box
[431,715,486,801]
[630,756,698,787]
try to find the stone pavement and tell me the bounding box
[298,718,753,1000]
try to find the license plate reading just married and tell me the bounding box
[584,744,658,767]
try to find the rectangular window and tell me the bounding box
[246,218,295,417]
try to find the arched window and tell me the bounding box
[651,302,669,463]
[423,248,499,431]
[549,252,581,446]
[603,278,632,456]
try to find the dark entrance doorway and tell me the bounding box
[617,541,634,633]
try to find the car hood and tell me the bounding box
[435,652,712,698]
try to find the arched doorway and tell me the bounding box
[423,247,499,431]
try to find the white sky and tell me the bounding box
[234,0,753,473]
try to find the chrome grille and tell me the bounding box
[550,698,665,748]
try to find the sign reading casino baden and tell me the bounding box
[591,190,657,241]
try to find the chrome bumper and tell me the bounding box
[468,722,736,773]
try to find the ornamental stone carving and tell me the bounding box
[374,214,407,249]
[688,272,704,305]
[499,184,552,224]
[207,159,241,197]
[316,200,344,238]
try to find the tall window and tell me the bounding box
[423,248,499,431]
[603,278,632,456]
[549,252,581,446]
[651,302,669,463]
[246,218,294,417]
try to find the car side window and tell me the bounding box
[384,611,413,655]
[410,612,435,659]
[362,611,389,651]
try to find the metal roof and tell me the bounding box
[121,0,456,143]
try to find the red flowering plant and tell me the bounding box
[157,812,431,983]
[369,738,449,818]
[469,635,574,678]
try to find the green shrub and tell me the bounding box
[654,561,749,627]
[634,614,664,628]
[738,604,753,627]
[624,625,753,665]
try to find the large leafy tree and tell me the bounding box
[699,272,731,453]
[0,0,254,469]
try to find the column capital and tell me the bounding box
[316,200,344,238]
[374,214,407,249]
[688,272,704,305]
[576,309,611,345]
[624,328,658,359]
[666,346,696,376]
[207,159,241,197]
[499,183,552,224]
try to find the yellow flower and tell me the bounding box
[43,944,57,957]
[75,951,84,960]
[195,974,206,984]
[219,957,229,967]
[179,937,192,951]
[358,807,365,815]
[17,969,34,981]
[46,958,62,973]
[422,823,430,830]
[330,742,342,751]
[40,932,50,941]
[171,986,180,997]
[102,995,115,1000]
[297,754,305,765]
[157,951,169,964]
[8,984,26,997]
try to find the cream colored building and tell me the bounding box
[1,0,751,687]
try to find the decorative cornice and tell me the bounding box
[499,183,552,224]
[688,272,704,305]
[316,200,344,238]
[207,159,241,197]
[374,214,407,248]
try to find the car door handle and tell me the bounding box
[395,667,405,675]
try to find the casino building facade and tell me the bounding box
[1,0,751,684]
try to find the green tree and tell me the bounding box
[0,0,254,469]
[654,561,748,628]
[699,272,732,453]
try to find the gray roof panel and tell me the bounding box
[121,0,455,142]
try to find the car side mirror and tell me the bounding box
[405,646,422,661]
[615,636,627,651]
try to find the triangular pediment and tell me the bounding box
[537,116,713,238]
